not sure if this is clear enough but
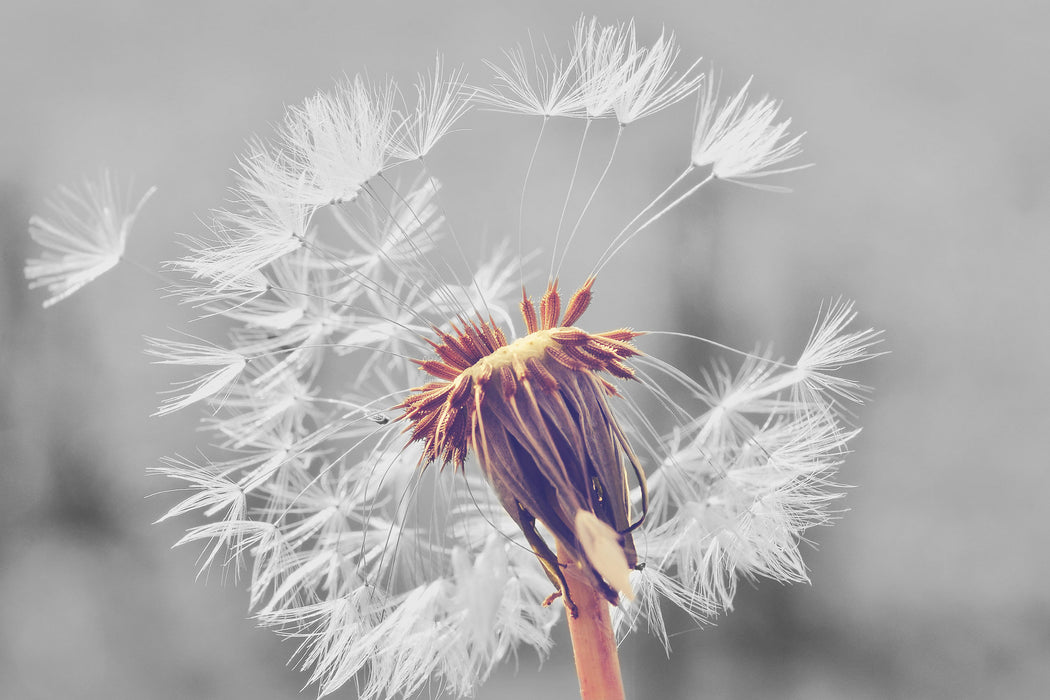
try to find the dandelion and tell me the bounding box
[30,17,880,700]
[25,170,155,308]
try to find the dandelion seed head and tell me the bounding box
[29,17,880,699]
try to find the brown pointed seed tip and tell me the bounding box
[561,276,595,327]
[521,288,539,334]
[540,280,561,330]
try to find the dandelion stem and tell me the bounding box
[559,542,625,700]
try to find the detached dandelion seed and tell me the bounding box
[29,16,880,700]
[25,170,155,307]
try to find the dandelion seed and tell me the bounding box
[25,170,155,308]
[612,564,700,651]
[146,336,249,416]
[255,76,403,209]
[166,268,270,314]
[391,55,473,161]
[573,17,637,119]
[152,455,247,523]
[611,27,703,125]
[691,70,809,184]
[475,40,586,118]
[151,457,250,576]
[793,299,885,404]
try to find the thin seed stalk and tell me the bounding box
[559,541,626,700]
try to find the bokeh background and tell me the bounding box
[2,2,1048,699]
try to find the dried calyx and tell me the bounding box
[397,278,648,612]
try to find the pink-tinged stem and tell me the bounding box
[559,542,626,700]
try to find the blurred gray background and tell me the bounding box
[2,1,1048,699]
